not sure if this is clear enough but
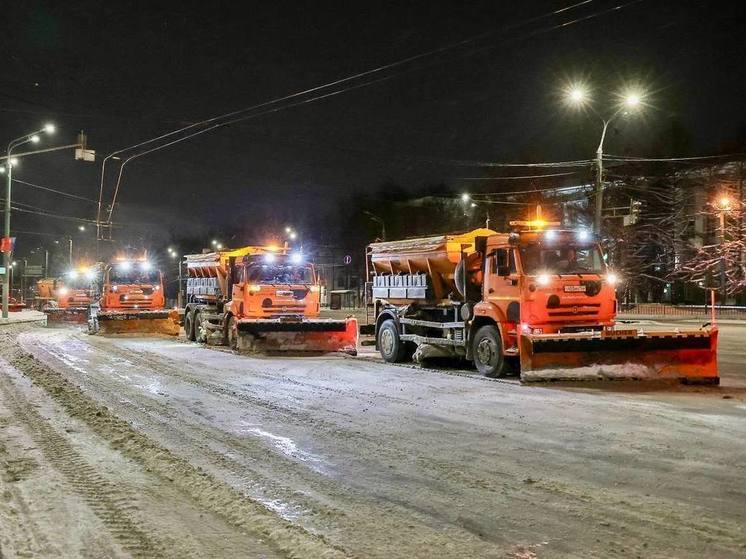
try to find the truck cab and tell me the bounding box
[476,229,617,355]
[227,252,321,320]
[102,259,165,311]
[56,267,96,309]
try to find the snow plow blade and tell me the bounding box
[236,317,358,355]
[44,307,89,324]
[95,309,180,336]
[519,328,718,384]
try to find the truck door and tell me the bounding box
[231,264,246,316]
[484,247,521,327]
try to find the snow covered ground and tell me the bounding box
[1,322,745,558]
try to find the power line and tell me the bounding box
[605,153,746,162]
[100,0,645,226]
[456,171,583,180]
[13,178,98,204]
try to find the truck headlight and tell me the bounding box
[606,273,619,286]
[537,274,551,286]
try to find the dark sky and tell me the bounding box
[2,0,745,256]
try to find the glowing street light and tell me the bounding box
[78,225,86,232]
[561,81,648,235]
[715,195,732,212]
[565,83,589,106]
[3,123,55,318]
[461,193,471,203]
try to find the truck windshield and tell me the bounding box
[519,244,605,274]
[109,269,160,285]
[246,264,313,284]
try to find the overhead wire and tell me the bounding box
[13,178,99,204]
[101,0,647,225]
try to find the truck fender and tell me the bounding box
[469,302,510,358]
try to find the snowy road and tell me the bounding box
[2,324,746,558]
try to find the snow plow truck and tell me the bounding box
[39,266,96,323]
[368,226,718,383]
[182,245,358,354]
[89,256,179,335]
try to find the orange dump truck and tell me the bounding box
[40,267,96,322]
[368,227,718,383]
[182,245,357,354]
[89,256,179,335]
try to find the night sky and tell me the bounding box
[2,0,745,259]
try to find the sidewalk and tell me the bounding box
[0,310,47,327]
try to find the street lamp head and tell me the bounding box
[619,87,646,111]
[216,243,223,250]
[43,123,55,134]
[566,85,588,106]
[461,193,471,203]
[285,226,292,234]
[30,134,40,144]
[211,239,218,246]
[78,225,86,231]
[716,195,732,211]
[289,232,297,241]
[9,158,18,167]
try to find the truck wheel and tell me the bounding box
[378,319,407,363]
[194,310,207,343]
[184,309,196,341]
[226,315,238,350]
[472,325,509,378]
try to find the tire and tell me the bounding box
[226,315,238,350]
[472,324,510,378]
[194,310,207,343]
[378,319,408,363]
[184,309,196,341]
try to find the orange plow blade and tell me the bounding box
[44,307,89,324]
[519,328,718,384]
[236,317,358,355]
[95,309,180,336]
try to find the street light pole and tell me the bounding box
[563,84,644,237]
[3,147,13,317]
[2,124,54,317]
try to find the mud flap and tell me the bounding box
[236,318,358,355]
[44,307,89,324]
[519,328,719,384]
[96,309,181,336]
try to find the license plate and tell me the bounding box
[276,290,294,297]
[564,285,586,292]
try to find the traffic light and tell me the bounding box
[624,199,642,226]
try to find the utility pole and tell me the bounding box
[68,237,73,266]
[594,120,610,235]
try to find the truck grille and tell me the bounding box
[547,303,601,318]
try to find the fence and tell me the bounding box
[620,303,746,319]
